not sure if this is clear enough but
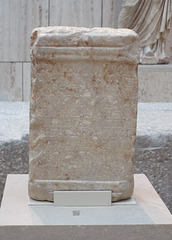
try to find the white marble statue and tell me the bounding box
[118,0,172,64]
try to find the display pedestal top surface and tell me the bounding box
[0,174,172,240]
[0,174,171,226]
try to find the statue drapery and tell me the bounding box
[118,0,172,64]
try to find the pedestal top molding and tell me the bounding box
[31,26,139,63]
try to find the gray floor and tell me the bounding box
[0,102,172,213]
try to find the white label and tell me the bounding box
[54,191,112,206]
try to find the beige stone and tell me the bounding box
[28,26,139,202]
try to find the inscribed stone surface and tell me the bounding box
[29,27,139,202]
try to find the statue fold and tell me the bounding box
[118,0,172,64]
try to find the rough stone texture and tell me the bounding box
[29,26,139,202]
[0,0,172,102]
[0,103,172,212]
[5,62,172,103]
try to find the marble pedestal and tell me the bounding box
[138,64,172,102]
[0,174,172,240]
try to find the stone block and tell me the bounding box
[1,102,172,212]
[29,27,139,202]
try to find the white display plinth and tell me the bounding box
[138,64,172,102]
[0,174,172,240]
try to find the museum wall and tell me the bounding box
[0,1,172,213]
[0,0,172,101]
